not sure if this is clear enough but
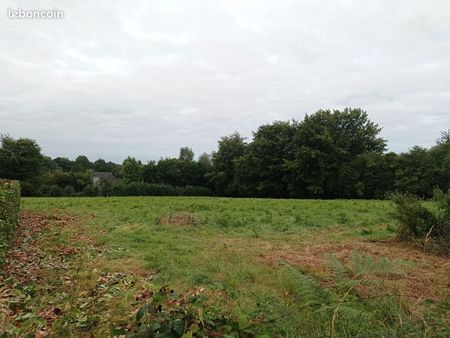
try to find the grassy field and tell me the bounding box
[1,197,449,337]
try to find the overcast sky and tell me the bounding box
[1,0,449,162]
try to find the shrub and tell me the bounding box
[62,185,76,196]
[49,185,63,197]
[108,181,214,197]
[114,286,249,337]
[182,185,215,196]
[0,179,20,264]
[391,191,450,254]
[82,184,98,197]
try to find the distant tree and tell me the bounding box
[394,146,437,197]
[338,152,397,199]
[152,158,206,187]
[41,156,58,173]
[236,121,297,197]
[179,147,195,161]
[430,132,450,192]
[210,132,247,196]
[198,153,213,186]
[142,161,158,184]
[0,135,44,180]
[285,108,386,198]
[198,153,212,167]
[93,158,117,172]
[54,157,74,171]
[437,129,450,145]
[122,156,143,182]
[73,155,93,172]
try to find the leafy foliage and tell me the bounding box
[0,136,43,181]
[1,108,450,198]
[392,191,450,254]
[118,287,250,337]
[280,251,444,337]
[0,179,20,265]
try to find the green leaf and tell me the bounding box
[136,304,149,321]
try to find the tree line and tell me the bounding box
[1,108,448,199]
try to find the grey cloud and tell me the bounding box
[1,0,449,162]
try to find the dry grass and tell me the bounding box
[158,211,200,227]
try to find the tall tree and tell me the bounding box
[0,135,44,180]
[430,132,450,192]
[210,132,247,196]
[73,155,93,172]
[394,146,437,197]
[236,121,297,197]
[122,156,143,182]
[54,157,74,171]
[286,108,386,198]
[179,147,195,162]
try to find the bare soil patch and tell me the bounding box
[159,212,200,227]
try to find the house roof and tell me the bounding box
[92,172,116,183]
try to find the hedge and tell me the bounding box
[0,179,20,264]
[106,182,215,197]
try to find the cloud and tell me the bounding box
[1,0,449,161]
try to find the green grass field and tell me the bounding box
[2,197,449,337]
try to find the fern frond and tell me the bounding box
[0,286,11,333]
[350,251,407,277]
[280,260,331,309]
[326,253,349,281]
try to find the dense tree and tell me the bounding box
[286,108,386,198]
[394,147,437,197]
[73,155,93,172]
[198,153,212,167]
[210,132,247,196]
[179,147,195,162]
[430,133,450,193]
[41,156,58,173]
[1,108,448,198]
[0,135,44,180]
[54,157,74,171]
[122,156,143,183]
[94,159,108,172]
[236,121,297,197]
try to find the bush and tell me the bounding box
[62,185,76,196]
[0,179,20,264]
[107,181,213,197]
[49,185,63,197]
[114,286,248,337]
[391,191,450,255]
[82,184,98,197]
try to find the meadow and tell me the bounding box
[2,197,449,337]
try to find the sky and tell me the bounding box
[1,0,449,162]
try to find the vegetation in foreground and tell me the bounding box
[1,197,449,337]
[0,179,20,265]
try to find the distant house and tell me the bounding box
[92,172,116,186]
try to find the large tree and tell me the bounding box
[0,135,44,180]
[54,157,74,172]
[73,155,93,172]
[210,132,247,196]
[236,121,297,197]
[286,108,386,198]
[122,156,143,182]
[179,147,195,162]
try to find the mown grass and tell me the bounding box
[5,197,448,337]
